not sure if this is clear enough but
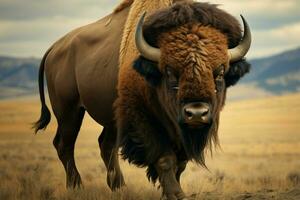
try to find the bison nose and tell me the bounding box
[182,102,212,125]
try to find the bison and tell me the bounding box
[115,2,251,199]
[34,1,251,199]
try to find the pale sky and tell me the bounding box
[0,0,299,59]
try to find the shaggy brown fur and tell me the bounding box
[143,1,242,49]
[115,0,250,186]
[157,24,228,163]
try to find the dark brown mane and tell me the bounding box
[143,1,242,49]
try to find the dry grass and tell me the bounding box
[0,94,300,200]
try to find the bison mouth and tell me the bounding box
[179,121,212,133]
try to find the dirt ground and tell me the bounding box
[0,93,300,200]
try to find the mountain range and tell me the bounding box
[0,47,300,100]
[227,47,300,100]
[0,56,40,99]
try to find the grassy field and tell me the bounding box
[0,93,300,200]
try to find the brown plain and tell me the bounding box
[0,93,299,199]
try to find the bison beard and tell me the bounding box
[179,116,219,165]
[115,0,251,187]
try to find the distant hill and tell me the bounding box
[226,47,300,100]
[0,47,299,99]
[241,47,300,94]
[0,56,40,99]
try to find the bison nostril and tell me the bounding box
[201,108,209,117]
[182,102,212,124]
[184,108,193,120]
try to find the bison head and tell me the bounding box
[133,2,251,163]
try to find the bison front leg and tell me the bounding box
[176,160,187,184]
[156,154,187,200]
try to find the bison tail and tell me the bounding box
[34,104,51,134]
[33,48,52,134]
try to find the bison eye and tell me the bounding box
[214,65,225,81]
[166,67,179,91]
[214,65,225,93]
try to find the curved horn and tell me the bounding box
[135,12,161,62]
[228,15,252,63]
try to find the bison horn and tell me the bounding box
[228,15,252,63]
[135,12,161,62]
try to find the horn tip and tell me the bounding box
[239,14,250,29]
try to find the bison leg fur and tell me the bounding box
[156,154,187,200]
[53,107,85,188]
[176,160,187,184]
[98,124,125,190]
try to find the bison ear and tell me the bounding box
[133,56,162,87]
[225,59,251,87]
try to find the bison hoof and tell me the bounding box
[67,175,83,189]
[161,195,176,200]
[161,193,188,200]
[107,169,125,190]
